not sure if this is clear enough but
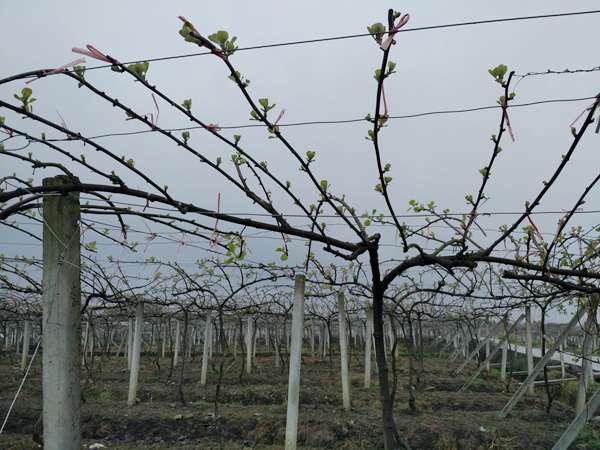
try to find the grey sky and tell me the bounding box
[1,1,600,322]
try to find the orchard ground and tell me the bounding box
[1,347,599,449]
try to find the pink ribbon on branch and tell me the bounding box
[501,100,515,142]
[72,44,111,63]
[27,57,86,84]
[526,214,544,242]
[381,14,410,51]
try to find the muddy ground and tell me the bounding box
[0,347,599,449]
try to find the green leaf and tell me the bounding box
[488,64,508,84]
[258,98,269,110]
[209,30,229,45]
[367,23,386,44]
[181,131,190,144]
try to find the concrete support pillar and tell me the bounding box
[127,302,144,406]
[321,324,327,359]
[577,302,596,413]
[500,316,508,382]
[20,319,31,371]
[310,322,316,357]
[127,317,134,370]
[526,306,534,394]
[173,320,181,367]
[364,307,373,388]
[42,175,81,450]
[387,319,395,356]
[200,311,212,386]
[559,343,566,378]
[161,323,167,359]
[274,327,281,368]
[337,292,351,411]
[246,316,253,375]
[253,326,259,361]
[284,274,306,450]
[81,320,89,366]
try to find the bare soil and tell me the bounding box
[0,349,599,449]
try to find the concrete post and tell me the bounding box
[42,175,81,450]
[127,317,134,370]
[284,274,306,450]
[200,311,212,386]
[253,326,259,361]
[81,320,89,366]
[364,307,373,388]
[274,330,281,368]
[173,320,181,366]
[310,321,316,357]
[387,320,395,356]
[576,304,596,413]
[20,319,31,371]
[559,343,566,378]
[526,306,534,394]
[161,322,167,359]
[337,292,351,411]
[246,316,253,374]
[500,316,508,382]
[321,324,327,359]
[127,302,144,406]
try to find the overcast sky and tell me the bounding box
[1,1,600,320]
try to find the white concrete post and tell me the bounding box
[559,343,566,378]
[337,292,351,411]
[500,316,508,382]
[233,326,239,359]
[127,317,134,370]
[246,316,253,374]
[284,274,306,450]
[525,306,534,394]
[387,320,395,356]
[310,321,316,357]
[42,175,81,450]
[364,307,373,388]
[20,319,31,371]
[485,331,491,372]
[81,320,89,366]
[576,303,596,413]
[173,320,181,367]
[127,302,144,406]
[200,311,212,386]
[253,326,259,361]
[161,322,167,359]
[321,324,327,359]
[274,330,281,368]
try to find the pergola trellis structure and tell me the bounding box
[2,8,600,450]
